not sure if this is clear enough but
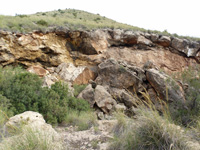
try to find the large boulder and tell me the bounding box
[94,85,117,113]
[5,111,58,136]
[42,74,58,88]
[73,67,96,85]
[107,29,139,46]
[55,63,84,82]
[137,36,153,46]
[171,38,200,57]
[78,84,95,107]
[157,36,171,47]
[95,59,141,90]
[55,62,95,84]
[146,69,185,104]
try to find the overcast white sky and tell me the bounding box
[0,0,199,37]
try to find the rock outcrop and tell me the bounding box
[0,29,199,74]
[146,69,185,103]
[0,28,199,118]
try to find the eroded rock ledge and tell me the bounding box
[0,29,199,73]
[0,29,199,118]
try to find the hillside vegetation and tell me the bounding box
[0,9,143,32]
[0,8,200,41]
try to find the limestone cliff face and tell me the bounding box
[0,29,199,74]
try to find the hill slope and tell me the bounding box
[0,9,144,33]
[0,8,200,41]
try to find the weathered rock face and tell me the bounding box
[146,69,185,103]
[94,85,117,113]
[0,29,199,74]
[108,88,138,108]
[78,84,116,114]
[171,38,200,57]
[5,111,58,136]
[95,59,141,90]
[55,62,95,84]
[78,84,95,107]
[0,28,199,117]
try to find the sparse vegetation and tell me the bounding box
[0,126,63,150]
[64,110,97,131]
[170,65,200,127]
[0,9,199,41]
[109,106,199,150]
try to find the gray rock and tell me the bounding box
[94,85,117,113]
[146,69,185,104]
[158,36,171,47]
[78,84,95,107]
[171,38,199,57]
[108,88,137,108]
[95,59,140,90]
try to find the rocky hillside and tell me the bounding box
[0,9,143,33]
[0,28,200,149]
[0,28,199,112]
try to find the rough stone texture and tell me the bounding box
[58,120,117,150]
[27,65,49,77]
[104,47,197,74]
[108,88,137,108]
[137,36,153,46]
[42,74,58,87]
[94,85,117,113]
[65,31,99,55]
[146,69,185,103]
[157,36,171,47]
[171,38,200,57]
[0,29,199,75]
[95,59,140,90]
[78,84,95,107]
[115,103,126,112]
[73,67,96,85]
[0,32,72,67]
[5,111,58,136]
[55,62,85,82]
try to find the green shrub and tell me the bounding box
[0,67,91,125]
[36,19,48,26]
[64,110,97,131]
[170,65,200,126]
[68,97,90,112]
[73,84,87,97]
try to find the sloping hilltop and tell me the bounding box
[0,9,200,150]
[0,8,200,41]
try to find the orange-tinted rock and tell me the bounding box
[73,67,96,85]
[104,47,197,74]
[27,66,49,77]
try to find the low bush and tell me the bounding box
[36,19,48,26]
[64,110,97,131]
[109,107,196,150]
[170,65,200,127]
[0,66,91,125]
[0,127,63,150]
[73,84,87,97]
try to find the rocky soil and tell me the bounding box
[57,120,117,150]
